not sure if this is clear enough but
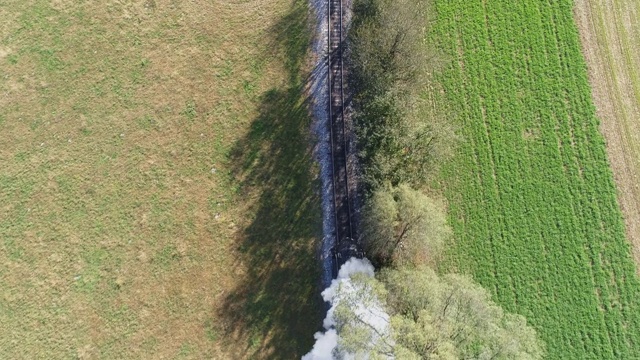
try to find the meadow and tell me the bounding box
[0,0,321,358]
[431,0,640,358]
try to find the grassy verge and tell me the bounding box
[431,1,640,358]
[0,0,321,358]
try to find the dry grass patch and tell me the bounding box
[574,0,640,272]
[0,0,321,358]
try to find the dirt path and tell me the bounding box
[574,0,640,271]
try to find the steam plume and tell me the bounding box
[302,257,392,359]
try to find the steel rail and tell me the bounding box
[327,0,340,260]
[328,0,354,266]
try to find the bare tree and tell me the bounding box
[333,273,394,359]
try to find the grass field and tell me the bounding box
[431,0,640,358]
[574,0,640,270]
[0,0,321,358]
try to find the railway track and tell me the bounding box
[328,0,361,273]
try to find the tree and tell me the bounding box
[332,273,394,359]
[381,267,545,359]
[325,267,544,359]
[362,184,451,267]
[349,0,435,98]
[348,0,455,189]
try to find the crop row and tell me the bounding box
[432,0,640,358]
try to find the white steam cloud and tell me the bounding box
[302,257,393,360]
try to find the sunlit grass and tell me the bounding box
[0,0,321,358]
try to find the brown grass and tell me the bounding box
[574,0,640,272]
[0,0,321,358]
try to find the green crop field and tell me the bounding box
[432,0,640,358]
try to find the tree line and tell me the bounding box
[342,0,545,358]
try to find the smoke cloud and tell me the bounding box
[302,257,393,360]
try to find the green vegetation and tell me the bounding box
[332,272,394,357]
[349,0,454,189]
[383,267,544,359]
[362,184,450,267]
[431,0,640,358]
[333,267,544,359]
[0,0,320,358]
[348,0,543,358]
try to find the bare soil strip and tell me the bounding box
[574,0,640,271]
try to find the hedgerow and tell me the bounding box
[348,0,454,190]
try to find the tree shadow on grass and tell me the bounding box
[219,1,324,358]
